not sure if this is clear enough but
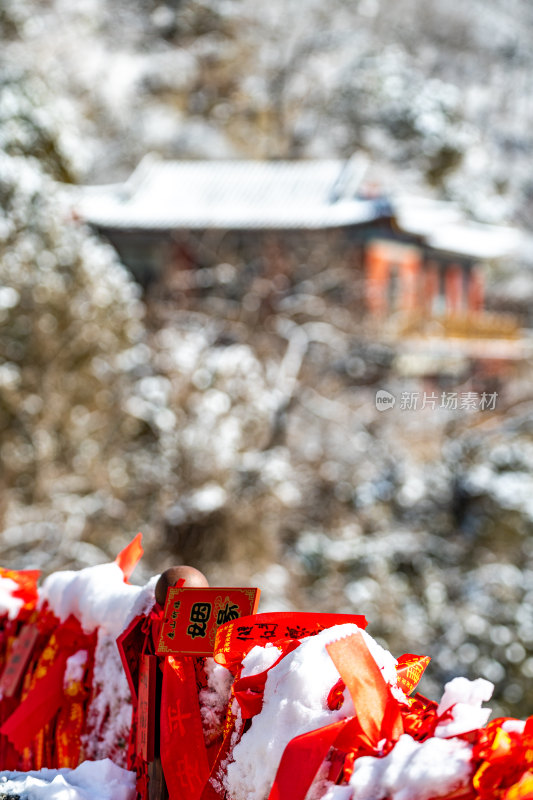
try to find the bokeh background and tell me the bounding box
[2,0,533,718]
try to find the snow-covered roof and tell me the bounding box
[75,154,388,231]
[74,156,523,260]
[392,194,522,260]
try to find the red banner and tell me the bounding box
[214,612,368,672]
[117,613,152,707]
[56,659,91,769]
[2,651,68,753]
[266,717,356,800]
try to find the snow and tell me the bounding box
[427,222,521,260]
[434,676,493,738]
[82,575,157,764]
[0,286,19,310]
[83,630,133,765]
[63,650,88,690]
[317,786,353,800]
[0,576,24,620]
[74,157,383,231]
[349,734,473,800]
[0,759,135,800]
[502,718,526,734]
[200,657,234,745]
[240,643,282,677]
[224,623,399,800]
[39,562,156,638]
[393,193,522,259]
[74,155,522,258]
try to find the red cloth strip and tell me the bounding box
[160,655,210,800]
[1,653,68,752]
[326,632,403,746]
[115,533,144,582]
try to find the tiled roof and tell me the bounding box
[74,155,522,260]
[75,154,389,231]
[393,194,522,260]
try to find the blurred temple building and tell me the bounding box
[74,154,528,373]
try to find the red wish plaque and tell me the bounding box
[156,587,260,657]
[136,653,157,762]
[0,623,39,698]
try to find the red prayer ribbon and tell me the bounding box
[115,533,144,582]
[0,615,94,758]
[160,655,210,800]
[327,632,403,747]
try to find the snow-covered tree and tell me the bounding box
[0,71,170,568]
[330,48,472,186]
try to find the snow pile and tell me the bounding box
[39,562,155,638]
[82,629,136,763]
[37,561,157,765]
[0,758,135,800]
[345,676,499,800]
[434,676,493,738]
[349,734,473,800]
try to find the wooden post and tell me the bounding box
[445,263,464,313]
[423,260,440,316]
[364,242,389,317]
[467,263,484,313]
[398,249,421,314]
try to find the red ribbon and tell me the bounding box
[115,533,144,583]
[327,632,403,747]
[160,655,210,800]
[2,651,70,752]
[401,693,440,741]
[473,717,533,799]
[0,616,93,757]
[267,718,357,800]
